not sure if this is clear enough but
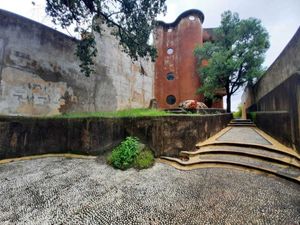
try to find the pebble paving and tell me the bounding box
[0,157,299,225]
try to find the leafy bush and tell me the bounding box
[107,136,140,170]
[134,149,155,170]
[233,104,242,118]
[107,137,155,170]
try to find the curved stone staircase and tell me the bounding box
[160,119,300,183]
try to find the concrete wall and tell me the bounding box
[243,28,300,151]
[0,114,232,159]
[0,9,154,116]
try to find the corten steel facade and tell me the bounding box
[154,9,224,109]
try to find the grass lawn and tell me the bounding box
[54,108,172,118]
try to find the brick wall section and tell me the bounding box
[154,16,204,109]
[0,114,232,159]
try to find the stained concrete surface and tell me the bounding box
[217,127,271,145]
[0,157,299,225]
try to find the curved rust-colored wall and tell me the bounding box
[154,10,204,109]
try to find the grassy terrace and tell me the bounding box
[53,108,172,118]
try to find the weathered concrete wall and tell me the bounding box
[253,28,300,102]
[0,9,154,116]
[94,23,154,110]
[125,114,232,156]
[0,114,232,159]
[243,28,300,151]
[250,111,293,149]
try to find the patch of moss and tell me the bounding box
[248,112,257,122]
[134,149,155,170]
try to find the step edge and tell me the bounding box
[159,158,300,184]
[179,150,300,168]
[195,142,300,160]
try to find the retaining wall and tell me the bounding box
[0,114,232,159]
[242,28,300,152]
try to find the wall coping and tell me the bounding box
[156,9,205,28]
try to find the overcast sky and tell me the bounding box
[1,0,299,111]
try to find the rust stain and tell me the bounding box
[10,132,18,148]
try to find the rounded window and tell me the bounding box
[189,16,195,21]
[167,48,174,55]
[166,95,176,105]
[166,72,175,80]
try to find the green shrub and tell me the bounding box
[248,112,257,122]
[233,104,242,118]
[107,136,140,170]
[134,149,155,170]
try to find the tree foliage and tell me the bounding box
[194,11,270,112]
[45,0,167,76]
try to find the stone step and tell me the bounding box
[228,119,255,126]
[161,154,300,183]
[194,143,300,161]
[164,108,187,114]
[180,145,300,169]
[229,121,254,124]
[231,119,252,123]
[228,123,256,127]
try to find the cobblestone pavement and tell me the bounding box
[217,127,271,145]
[0,157,299,225]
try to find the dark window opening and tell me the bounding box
[166,95,176,105]
[166,73,175,80]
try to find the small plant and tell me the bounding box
[107,137,155,170]
[107,136,139,170]
[134,149,155,170]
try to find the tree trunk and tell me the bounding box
[225,81,231,113]
[226,94,231,113]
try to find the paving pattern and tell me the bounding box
[217,127,271,145]
[0,157,300,225]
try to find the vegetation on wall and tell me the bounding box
[45,0,167,77]
[248,112,257,123]
[194,11,270,112]
[55,108,171,118]
[107,136,154,170]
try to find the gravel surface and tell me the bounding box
[0,157,299,225]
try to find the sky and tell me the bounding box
[0,0,299,111]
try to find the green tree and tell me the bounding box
[194,11,269,112]
[45,0,167,76]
